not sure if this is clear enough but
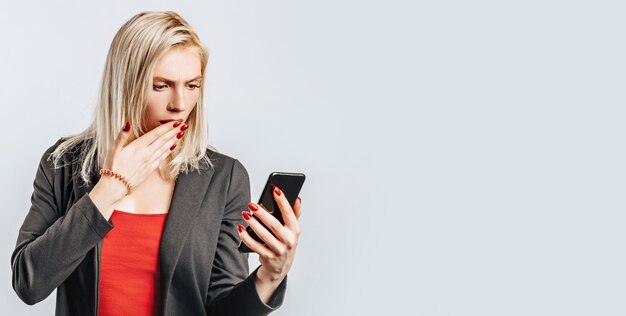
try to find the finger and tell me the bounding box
[242,210,287,255]
[237,224,275,258]
[151,142,175,170]
[114,121,133,153]
[148,128,180,165]
[272,186,298,229]
[248,202,294,246]
[132,119,182,149]
[146,125,183,161]
[293,196,302,220]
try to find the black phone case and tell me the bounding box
[238,172,305,253]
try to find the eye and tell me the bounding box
[153,84,168,91]
[187,84,201,90]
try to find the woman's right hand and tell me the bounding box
[103,120,187,192]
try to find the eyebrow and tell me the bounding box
[153,75,203,84]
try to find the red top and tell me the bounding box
[98,209,168,316]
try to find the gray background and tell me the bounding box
[1,1,624,315]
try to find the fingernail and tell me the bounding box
[123,122,131,132]
[173,121,182,128]
[169,144,176,151]
[237,224,244,233]
[180,124,189,131]
[176,131,185,139]
[241,211,251,220]
[274,186,282,196]
[248,202,258,212]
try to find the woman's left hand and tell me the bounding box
[238,186,302,284]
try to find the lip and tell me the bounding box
[159,119,184,124]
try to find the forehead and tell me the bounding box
[153,46,202,79]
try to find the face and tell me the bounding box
[143,45,202,132]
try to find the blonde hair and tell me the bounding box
[49,11,217,186]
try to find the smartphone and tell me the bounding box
[238,172,306,253]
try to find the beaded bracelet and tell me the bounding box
[99,168,134,196]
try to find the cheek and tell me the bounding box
[146,93,168,110]
[187,90,201,104]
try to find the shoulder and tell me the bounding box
[204,148,246,170]
[39,137,73,167]
[33,137,79,187]
[40,136,89,167]
[203,148,250,182]
[43,137,66,158]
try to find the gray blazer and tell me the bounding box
[11,137,287,315]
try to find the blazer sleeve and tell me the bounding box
[11,141,115,305]
[205,159,288,316]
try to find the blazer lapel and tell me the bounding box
[158,163,214,312]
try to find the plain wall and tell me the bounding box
[1,1,624,315]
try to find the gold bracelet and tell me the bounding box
[99,168,134,196]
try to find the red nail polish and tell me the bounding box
[248,202,258,212]
[241,211,251,220]
[173,121,182,128]
[176,131,185,139]
[180,124,189,131]
[169,144,176,150]
[274,187,282,196]
[123,122,131,132]
[237,224,244,232]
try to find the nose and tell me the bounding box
[167,86,186,112]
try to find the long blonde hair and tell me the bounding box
[49,11,216,186]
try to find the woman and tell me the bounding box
[11,11,301,316]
